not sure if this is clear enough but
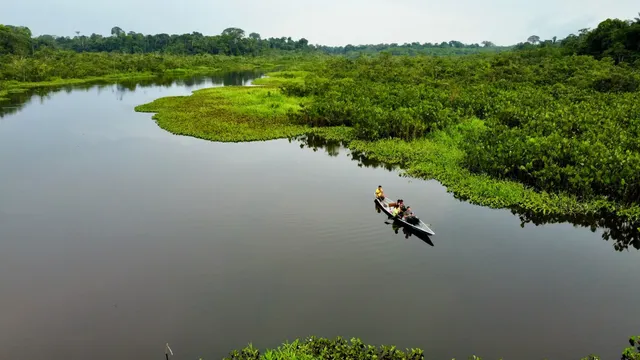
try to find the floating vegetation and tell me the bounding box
[134,85,309,142]
[224,337,424,360]
[221,335,640,360]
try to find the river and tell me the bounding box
[0,72,638,360]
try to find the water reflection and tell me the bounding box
[292,133,343,157]
[512,208,640,252]
[294,132,640,252]
[0,70,263,118]
[292,133,399,171]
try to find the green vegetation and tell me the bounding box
[134,70,356,142]
[132,13,640,251]
[296,52,639,247]
[134,78,309,142]
[4,13,640,249]
[316,41,512,58]
[285,52,640,218]
[0,50,327,98]
[223,337,423,360]
[0,24,313,56]
[623,336,640,360]
[220,335,639,360]
[1,23,508,59]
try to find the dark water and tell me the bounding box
[1,72,638,360]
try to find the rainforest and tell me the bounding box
[2,9,640,360]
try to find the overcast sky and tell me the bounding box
[3,0,638,46]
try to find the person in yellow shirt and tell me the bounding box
[375,185,385,200]
[392,206,400,217]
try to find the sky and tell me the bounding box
[3,0,639,46]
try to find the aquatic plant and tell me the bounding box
[134,85,308,142]
[220,335,640,360]
[622,336,640,360]
[223,337,424,360]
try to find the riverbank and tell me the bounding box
[0,52,325,102]
[134,69,640,250]
[0,73,156,100]
[221,336,639,360]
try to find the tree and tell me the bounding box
[221,27,245,39]
[527,35,540,44]
[111,26,124,37]
[481,41,495,47]
[297,38,309,48]
[0,25,32,55]
[249,32,261,40]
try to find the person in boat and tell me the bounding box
[392,206,402,218]
[403,206,420,225]
[388,199,402,208]
[403,206,413,218]
[375,185,385,201]
[394,204,407,219]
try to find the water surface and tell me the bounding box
[1,73,638,360]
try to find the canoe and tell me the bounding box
[374,197,435,236]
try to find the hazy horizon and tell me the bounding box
[3,0,639,46]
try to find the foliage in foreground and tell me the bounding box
[220,336,640,360]
[224,337,423,360]
[622,336,640,360]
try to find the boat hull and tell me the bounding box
[374,197,435,236]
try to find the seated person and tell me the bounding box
[388,199,402,208]
[375,185,385,200]
[403,207,420,224]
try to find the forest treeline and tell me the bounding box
[0,25,311,56]
[1,12,638,84]
[0,24,507,57]
[516,14,640,65]
[2,13,639,60]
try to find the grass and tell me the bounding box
[252,71,311,87]
[135,85,309,142]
